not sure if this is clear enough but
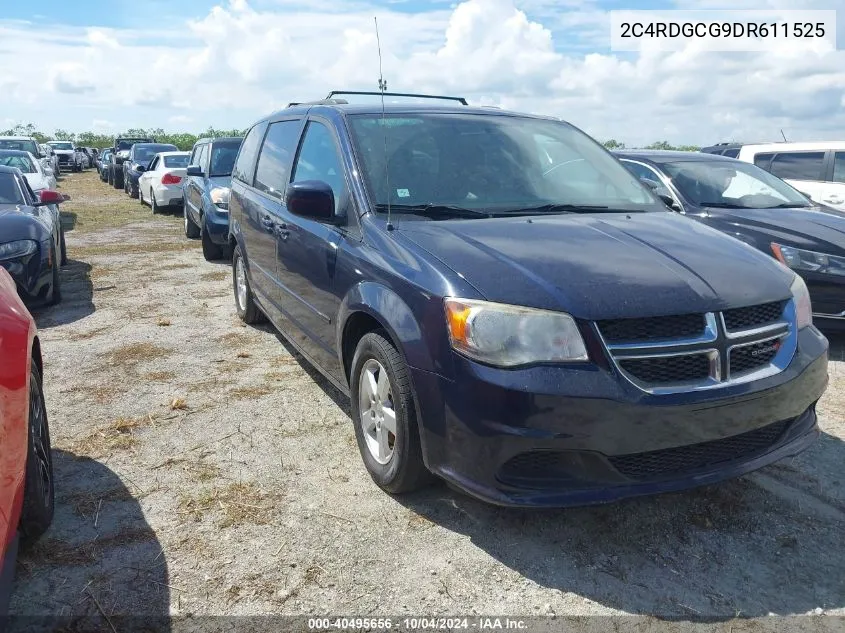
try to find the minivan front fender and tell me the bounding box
[337,282,440,378]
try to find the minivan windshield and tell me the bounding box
[209,140,243,176]
[662,160,812,209]
[347,113,660,215]
[134,144,177,164]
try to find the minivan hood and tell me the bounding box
[396,211,795,320]
[705,205,845,257]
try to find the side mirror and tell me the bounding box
[657,193,680,210]
[136,165,145,173]
[186,165,203,177]
[285,180,338,223]
[37,190,64,205]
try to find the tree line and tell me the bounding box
[0,123,246,152]
[1,123,701,153]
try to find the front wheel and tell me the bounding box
[60,228,67,266]
[20,360,54,545]
[184,201,200,239]
[350,332,431,494]
[232,245,264,324]
[202,224,224,261]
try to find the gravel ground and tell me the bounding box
[9,170,845,624]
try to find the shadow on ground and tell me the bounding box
[31,260,95,329]
[10,450,170,631]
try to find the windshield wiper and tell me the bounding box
[503,203,635,214]
[700,202,756,209]
[374,203,493,219]
[762,202,813,209]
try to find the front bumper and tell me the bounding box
[203,204,230,244]
[0,241,53,307]
[411,326,829,507]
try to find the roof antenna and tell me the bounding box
[375,16,394,232]
[780,129,788,142]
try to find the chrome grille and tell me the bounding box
[597,300,796,394]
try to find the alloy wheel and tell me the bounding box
[357,359,396,465]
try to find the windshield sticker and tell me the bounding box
[397,188,410,198]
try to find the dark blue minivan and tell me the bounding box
[227,93,829,507]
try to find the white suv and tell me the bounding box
[736,141,845,211]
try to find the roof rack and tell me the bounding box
[287,98,349,107]
[326,90,468,105]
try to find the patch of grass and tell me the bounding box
[100,342,173,368]
[169,397,189,410]
[236,351,251,359]
[228,386,274,400]
[154,456,222,483]
[68,326,111,341]
[264,371,286,382]
[269,355,299,368]
[75,240,199,258]
[89,265,113,283]
[65,488,134,519]
[201,270,230,282]
[20,527,158,567]
[178,482,280,528]
[64,416,148,458]
[216,332,254,347]
[144,370,176,382]
[156,317,172,327]
[160,262,193,271]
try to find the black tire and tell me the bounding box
[151,191,161,214]
[349,331,431,494]
[202,224,224,261]
[20,360,54,545]
[60,228,67,266]
[232,245,264,324]
[49,242,62,305]
[113,170,123,189]
[184,201,200,239]
[140,186,147,207]
[129,180,139,199]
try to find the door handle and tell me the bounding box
[260,215,275,232]
[276,222,290,241]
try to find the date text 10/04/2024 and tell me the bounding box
[307,617,529,630]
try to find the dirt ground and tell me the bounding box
[9,170,845,623]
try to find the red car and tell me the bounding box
[0,267,53,614]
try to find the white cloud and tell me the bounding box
[0,0,842,146]
[92,119,116,131]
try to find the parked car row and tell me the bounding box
[54,92,842,510]
[95,134,245,263]
[701,140,845,212]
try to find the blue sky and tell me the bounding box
[1,0,843,145]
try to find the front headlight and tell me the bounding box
[790,274,813,329]
[210,187,230,210]
[0,240,37,261]
[771,242,845,277]
[444,298,588,367]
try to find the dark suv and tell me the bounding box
[110,137,154,189]
[227,92,829,508]
[183,136,244,261]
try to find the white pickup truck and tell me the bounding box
[46,140,83,173]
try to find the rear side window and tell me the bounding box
[722,148,739,158]
[254,120,302,198]
[768,152,825,181]
[189,143,204,166]
[753,152,775,171]
[232,122,268,185]
[196,144,209,172]
[832,152,845,183]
